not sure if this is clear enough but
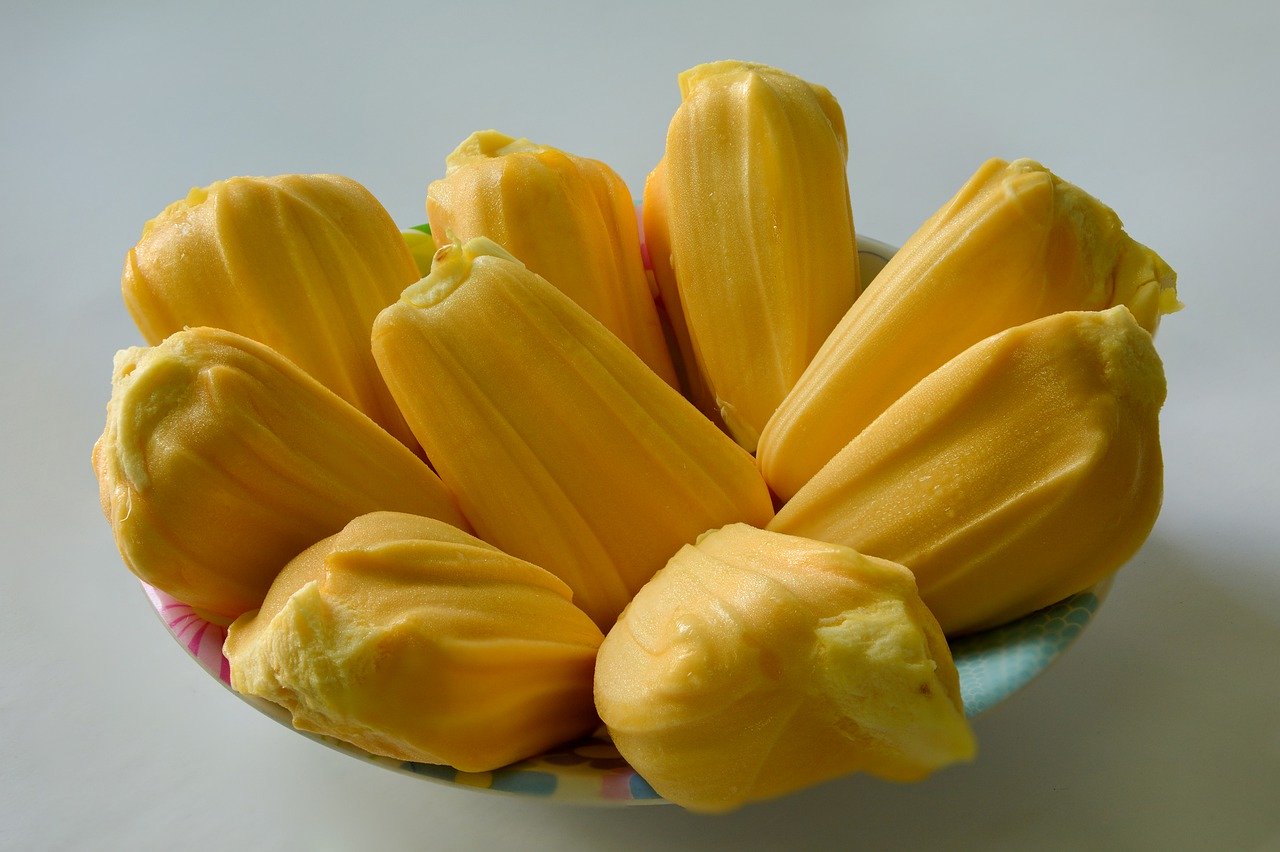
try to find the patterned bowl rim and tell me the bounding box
[143,578,1112,805]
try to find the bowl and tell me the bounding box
[138,235,1114,804]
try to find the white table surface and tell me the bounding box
[4,2,1278,849]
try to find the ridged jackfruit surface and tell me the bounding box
[429,131,678,387]
[595,524,975,813]
[93,328,467,619]
[770,307,1166,635]
[644,61,861,450]
[226,512,603,772]
[372,238,774,630]
[759,158,1179,500]
[122,174,421,449]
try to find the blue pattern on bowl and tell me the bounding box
[952,588,1104,717]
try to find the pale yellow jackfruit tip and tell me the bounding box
[399,236,520,309]
[139,182,220,239]
[446,130,548,172]
[677,59,771,98]
[1090,307,1169,411]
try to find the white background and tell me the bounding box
[4,1,1278,849]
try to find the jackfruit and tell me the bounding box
[643,60,861,450]
[759,158,1180,500]
[122,174,420,449]
[371,237,774,630]
[428,131,678,387]
[225,511,603,772]
[642,160,721,424]
[594,523,975,813]
[92,327,468,619]
[770,307,1166,635]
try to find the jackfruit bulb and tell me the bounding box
[122,174,421,449]
[595,524,975,813]
[372,238,774,630]
[92,327,467,619]
[771,307,1166,635]
[644,61,861,450]
[225,512,603,772]
[759,158,1179,500]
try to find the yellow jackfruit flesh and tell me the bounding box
[644,60,861,450]
[225,512,603,772]
[428,130,679,387]
[759,158,1180,500]
[642,160,725,428]
[122,174,421,449]
[371,238,775,631]
[770,307,1166,636]
[92,327,468,619]
[594,524,975,813]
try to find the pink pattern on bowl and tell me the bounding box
[142,583,230,685]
